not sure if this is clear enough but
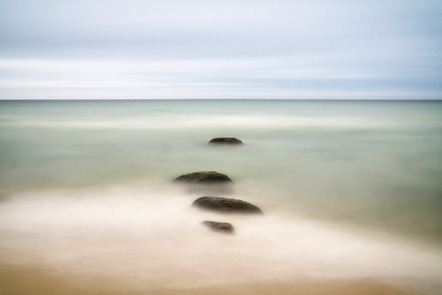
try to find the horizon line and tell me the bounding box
[1,98,441,102]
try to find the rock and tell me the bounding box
[209,137,243,145]
[173,171,233,183]
[202,221,234,233]
[192,196,263,214]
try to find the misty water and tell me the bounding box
[1,100,442,293]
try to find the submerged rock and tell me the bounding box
[202,221,234,233]
[209,137,243,145]
[173,171,232,183]
[192,196,263,214]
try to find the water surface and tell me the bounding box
[1,100,441,293]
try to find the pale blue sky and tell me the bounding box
[0,0,441,99]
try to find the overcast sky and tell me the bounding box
[0,0,441,99]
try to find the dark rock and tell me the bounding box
[192,196,263,214]
[173,171,232,183]
[202,221,234,233]
[209,137,243,145]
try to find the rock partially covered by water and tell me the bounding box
[202,221,234,233]
[209,137,243,145]
[193,196,263,214]
[173,171,233,183]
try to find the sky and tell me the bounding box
[0,0,441,99]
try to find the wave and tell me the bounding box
[0,114,400,130]
[0,184,441,293]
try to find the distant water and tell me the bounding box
[1,100,442,293]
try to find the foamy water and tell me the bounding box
[1,183,442,293]
[1,100,442,293]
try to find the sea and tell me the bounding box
[0,99,442,294]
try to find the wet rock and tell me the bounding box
[209,137,243,145]
[192,196,263,214]
[173,171,232,183]
[202,221,234,233]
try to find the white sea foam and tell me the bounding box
[0,184,441,293]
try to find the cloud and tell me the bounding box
[1,56,440,99]
[0,0,441,99]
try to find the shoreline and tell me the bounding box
[0,263,415,295]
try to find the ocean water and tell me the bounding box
[0,100,442,293]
